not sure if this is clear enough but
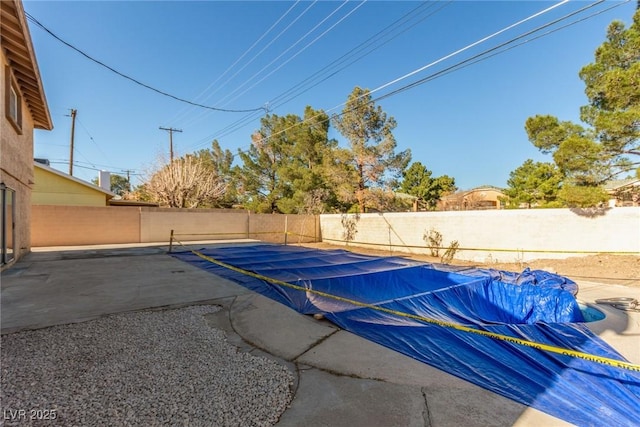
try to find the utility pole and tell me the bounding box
[159,127,182,163]
[68,109,77,175]
[122,169,134,192]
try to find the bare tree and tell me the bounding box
[144,155,227,208]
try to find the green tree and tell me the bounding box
[276,107,341,214]
[525,9,640,206]
[503,159,563,208]
[557,185,611,208]
[400,161,456,209]
[237,107,356,214]
[91,174,131,196]
[332,86,411,212]
[236,113,296,213]
[194,140,238,208]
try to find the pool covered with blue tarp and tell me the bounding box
[172,243,640,425]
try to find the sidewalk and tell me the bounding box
[2,242,638,426]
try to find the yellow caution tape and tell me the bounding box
[169,230,639,255]
[173,239,640,373]
[319,236,640,255]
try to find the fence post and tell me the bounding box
[169,229,174,253]
[284,215,288,245]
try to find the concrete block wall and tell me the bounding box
[31,205,140,246]
[286,214,319,243]
[320,208,640,262]
[31,206,319,247]
[248,213,318,244]
[142,208,251,243]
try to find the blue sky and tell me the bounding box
[26,0,637,190]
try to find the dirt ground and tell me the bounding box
[300,242,640,288]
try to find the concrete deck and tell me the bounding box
[2,242,639,426]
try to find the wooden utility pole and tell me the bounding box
[68,109,77,175]
[122,169,134,192]
[159,127,182,163]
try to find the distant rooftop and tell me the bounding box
[603,178,640,191]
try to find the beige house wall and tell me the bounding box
[1,55,35,260]
[320,208,640,262]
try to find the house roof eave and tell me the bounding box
[1,0,53,130]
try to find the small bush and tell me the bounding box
[341,213,360,243]
[441,240,460,264]
[423,228,442,257]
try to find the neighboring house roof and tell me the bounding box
[1,0,52,130]
[467,185,506,193]
[603,178,640,192]
[441,186,506,200]
[33,161,116,200]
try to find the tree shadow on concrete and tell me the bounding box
[569,206,611,217]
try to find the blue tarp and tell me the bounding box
[172,243,640,425]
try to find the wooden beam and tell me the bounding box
[8,56,37,79]
[2,38,32,68]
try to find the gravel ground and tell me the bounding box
[0,305,294,426]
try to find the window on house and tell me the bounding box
[5,67,22,133]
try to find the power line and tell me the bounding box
[368,0,572,98]
[188,0,575,154]
[214,0,620,162]
[216,1,362,108]
[178,1,342,134]
[204,0,573,150]
[185,0,437,151]
[170,1,321,131]
[105,0,627,184]
[48,159,139,174]
[76,117,114,166]
[267,1,451,111]
[372,0,623,104]
[48,161,130,173]
[168,1,303,127]
[25,12,266,114]
[35,1,625,179]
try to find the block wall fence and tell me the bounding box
[31,206,319,247]
[319,208,640,262]
[31,205,638,262]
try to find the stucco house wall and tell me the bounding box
[0,0,52,266]
[0,60,35,261]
